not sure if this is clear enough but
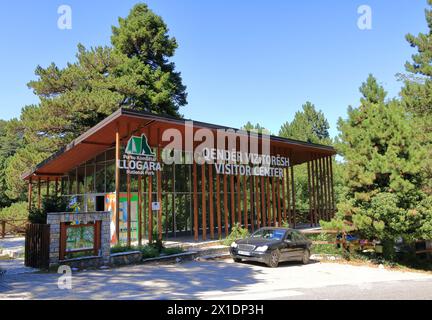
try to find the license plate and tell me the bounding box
[238,250,251,256]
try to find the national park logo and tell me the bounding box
[125,134,155,157]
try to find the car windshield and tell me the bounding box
[251,229,286,240]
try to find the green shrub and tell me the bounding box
[28,195,72,224]
[0,202,29,221]
[141,245,160,259]
[223,223,250,246]
[162,247,184,256]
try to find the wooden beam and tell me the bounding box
[243,175,248,229]
[249,175,255,233]
[286,167,291,226]
[216,172,222,239]
[115,124,121,243]
[193,162,198,241]
[208,164,214,240]
[46,178,50,197]
[281,170,287,223]
[329,156,336,217]
[256,175,261,229]
[148,175,153,243]
[276,175,282,226]
[223,174,229,236]
[28,178,33,211]
[272,177,277,226]
[157,135,162,241]
[230,175,235,230]
[237,175,242,227]
[201,164,207,241]
[291,165,296,228]
[126,123,131,247]
[55,178,59,197]
[261,176,266,227]
[307,161,313,227]
[266,177,271,227]
[138,175,142,246]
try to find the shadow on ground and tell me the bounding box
[1,260,265,300]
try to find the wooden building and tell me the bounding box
[22,108,336,245]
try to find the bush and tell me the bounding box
[0,202,29,221]
[28,195,72,224]
[110,244,184,259]
[223,223,250,246]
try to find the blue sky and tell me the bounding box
[0,0,427,138]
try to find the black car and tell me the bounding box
[230,227,312,268]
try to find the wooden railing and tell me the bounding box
[1,219,28,238]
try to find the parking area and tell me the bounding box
[1,258,432,300]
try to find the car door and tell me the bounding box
[292,231,308,258]
[282,231,299,261]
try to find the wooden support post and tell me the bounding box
[193,162,198,241]
[28,178,33,211]
[261,176,266,227]
[216,172,222,239]
[291,165,296,228]
[256,175,261,229]
[318,157,325,222]
[243,175,248,229]
[282,172,287,223]
[276,176,282,226]
[266,177,271,227]
[286,167,291,226]
[115,124,121,243]
[157,142,162,241]
[311,158,317,226]
[138,175,142,246]
[223,175,229,236]
[230,175,235,229]
[55,178,59,196]
[249,175,254,233]
[126,124,131,247]
[237,175,242,226]
[329,156,336,216]
[46,178,50,197]
[208,164,214,240]
[271,177,277,226]
[314,158,320,221]
[148,175,153,243]
[38,178,41,210]
[307,161,313,227]
[201,164,207,241]
[323,157,329,221]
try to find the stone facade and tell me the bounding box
[47,212,111,268]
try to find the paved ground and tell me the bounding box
[0,237,37,276]
[1,258,432,300]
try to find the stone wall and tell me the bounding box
[47,212,110,268]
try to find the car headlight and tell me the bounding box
[255,245,268,252]
[231,242,238,248]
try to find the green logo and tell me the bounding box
[126,134,155,157]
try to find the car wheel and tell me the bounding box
[233,258,242,263]
[267,249,280,268]
[302,249,310,265]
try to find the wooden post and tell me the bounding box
[126,124,131,247]
[157,140,162,241]
[230,175,235,229]
[28,178,33,211]
[307,161,313,227]
[249,175,254,232]
[329,156,336,217]
[148,175,153,243]
[38,178,41,210]
[323,157,329,221]
[266,177,271,227]
[208,164,214,239]
[223,175,229,236]
[237,175,242,226]
[115,124,121,243]
[318,157,325,222]
[193,162,198,241]
[216,172,222,239]
[261,176,266,227]
[256,175,261,229]
[311,158,317,225]
[291,166,296,228]
[276,176,282,226]
[286,167,291,226]
[201,164,207,241]
[138,175,142,246]
[55,178,59,196]
[243,175,248,229]
[314,158,320,221]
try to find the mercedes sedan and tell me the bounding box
[230,227,312,268]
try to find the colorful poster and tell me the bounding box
[105,193,117,245]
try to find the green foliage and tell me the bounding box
[223,223,250,246]
[0,202,29,221]
[333,74,430,258]
[279,102,331,145]
[28,195,72,224]
[110,243,184,259]
[241,122,272,135]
